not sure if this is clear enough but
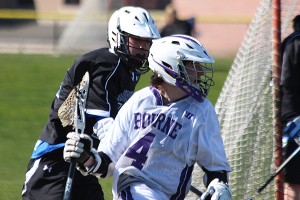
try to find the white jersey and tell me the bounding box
[98,86,231,199]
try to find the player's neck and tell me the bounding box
[157,83,187,104]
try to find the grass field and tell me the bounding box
[0,53,233,200]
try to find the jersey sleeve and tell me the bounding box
[195,102,231,172]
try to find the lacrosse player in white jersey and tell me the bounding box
[64,35,232,200]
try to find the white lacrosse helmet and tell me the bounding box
[107,6,160,74]
[148,35,215,102]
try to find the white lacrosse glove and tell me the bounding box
[64,132,102,176]
[93,117,114,140]
[200,178,232,200]
[64,132,93,165]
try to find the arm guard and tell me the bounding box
[92,151,115,178]
[77,150,115,179]
[202,167,228,187]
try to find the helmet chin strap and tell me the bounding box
[128,57,149,74]
[175,77,205,103]
[134,53,147,60]
[119,53,149,75]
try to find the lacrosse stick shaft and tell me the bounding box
[190,185,203,197]
[63,160,76,200]
[257,145,300,193]
[63,100,81,200]
[63,110,84,200]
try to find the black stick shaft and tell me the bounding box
[257,145,300,193]
[63,160,76,200]
[190,185,203,197]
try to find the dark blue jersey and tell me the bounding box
[281,32,300,122]
[39,48,140,144]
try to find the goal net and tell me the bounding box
[188,0,300,199]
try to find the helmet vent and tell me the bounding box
[185,43,194,50]
[161,61,174,77]
[162,61,171,69]
[142,13,149,22]
[203,50,210,58]
[171,41,180,45]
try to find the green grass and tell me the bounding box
[0,53,232,200]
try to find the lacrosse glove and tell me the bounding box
[64,132,102,176]
[64,132,93,164]
[201,178,232,200]
[284,115,300,145]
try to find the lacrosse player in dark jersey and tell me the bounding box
[63,35,232,200]
[281,15,300,200]
[22,6,160,200]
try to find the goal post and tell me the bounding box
[188,0,300,199]
[272,0,284,199]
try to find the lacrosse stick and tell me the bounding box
[257,145,300,193]
[63,72,89,200]
[190,185,203,197]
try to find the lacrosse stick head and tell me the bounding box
[58,72,89,128]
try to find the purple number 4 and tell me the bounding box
[125,132,155,170]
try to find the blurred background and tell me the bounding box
[0,0,260,57]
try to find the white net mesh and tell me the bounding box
[187,0,300,199]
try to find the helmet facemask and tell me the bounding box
[174,52,214,102]
[116,30,151,75]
